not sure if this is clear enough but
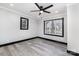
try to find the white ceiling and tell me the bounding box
[0,3,67,19]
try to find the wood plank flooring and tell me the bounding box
[0,38,73,56]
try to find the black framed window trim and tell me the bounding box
[20,17,29,30]
[44,18,64,37]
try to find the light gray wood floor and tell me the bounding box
[0,38,73,56]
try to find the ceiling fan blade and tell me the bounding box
[31,10,40,12]
[43,10,51,13]
[35,3,41,10]
[43,5,53,10]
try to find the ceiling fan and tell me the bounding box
[31,3,53,15]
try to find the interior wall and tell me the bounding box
[67,4,79,53]
[38,12,67,43]
[0,7,38,45]
[0,4,67,45]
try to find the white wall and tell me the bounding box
[0,7,38,45]
[0,5,67,45]
[38,12,67,43]
[67,4,79,53]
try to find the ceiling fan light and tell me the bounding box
[40,11,43,13]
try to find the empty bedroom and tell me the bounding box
[0,2,79,56]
